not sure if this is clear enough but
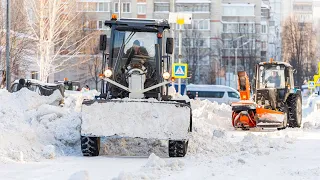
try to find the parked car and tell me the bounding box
[55,80,80,91]
[10,78,65,106]
[186,84,240,105]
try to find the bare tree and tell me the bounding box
[182,27,212,84]
[282,16,316,86]
[24,0,93,82]
[237,21,259,81]
[208,39,223,84]
[0,0,35,87]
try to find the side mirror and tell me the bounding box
[99,34,107,51]
[166,37,173,54]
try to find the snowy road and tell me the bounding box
[1,89,320,179]
[1,130,320,180]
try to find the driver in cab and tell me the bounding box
[125,40,149,68]
[266,71,281,87]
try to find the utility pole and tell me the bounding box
[118,0,121,18]
[6,0,10,90]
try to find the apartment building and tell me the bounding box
[265,0,282,61]
[53,0,275,88]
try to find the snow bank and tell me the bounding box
[302,96,320,129]
[238,133,292,157]
[187,99,238,157]
[0,88,82,162]
[112,153,185,180]
[69,170,90,180]
[303,111,320,129]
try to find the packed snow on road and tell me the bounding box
[1,88,320,180]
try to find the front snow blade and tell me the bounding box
[256,107,286,128]
[81,99,191,140]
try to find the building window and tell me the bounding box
[198,38,210,47]
[114,2,119,13]
[261,25,267,34]
[77,2,110,12]
[98,20,104,29]
[137,3,146,14]
[122,2,131,13]
[31,71,39,80]
[193,20,210,30]
[261,41,267,49]
[223,4,254,16]
[176,3,210,12]
[154,3,169,12]
[223,24,239,33]
[97,2,110,12]
[176,20,209,30]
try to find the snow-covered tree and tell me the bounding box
[24,0,92,82]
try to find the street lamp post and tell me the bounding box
[234,40,251,87]
[227,35,244,86]
[6,0,10,90]
[235,40,250,77]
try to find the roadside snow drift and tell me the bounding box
[0,88,82,162]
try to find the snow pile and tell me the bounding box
[187,99,238,157]
[303,111,320,129]
[112,153,185,180]
[69,171,90,180]
[0,88,82,162]
[238,133,292,157]
[168,86,190,101]
[302,96,320,129]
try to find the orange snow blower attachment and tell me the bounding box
[231,71,257,129]
[231,71,287,130]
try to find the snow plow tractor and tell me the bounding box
[232,60,302,130]
[80,16,192,157]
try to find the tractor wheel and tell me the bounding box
[168,140,188,157]
[81,136,100,156]
[287,95,302,128]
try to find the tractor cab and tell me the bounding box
[254,60,298,112]
[103,16,172,99]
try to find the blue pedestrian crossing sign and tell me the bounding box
[308,81,315,89]
[172,63,188,78]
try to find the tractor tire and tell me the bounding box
[81,136,100,156]
[287,95,302,128]
[168,140,188,157]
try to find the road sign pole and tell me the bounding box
[178,24,182,94]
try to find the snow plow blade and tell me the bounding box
[81,99,192,140]
[255,107,287,128]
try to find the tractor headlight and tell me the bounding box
[162,72,170,80]
[104,69,112,78]
[265,100,270,106]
